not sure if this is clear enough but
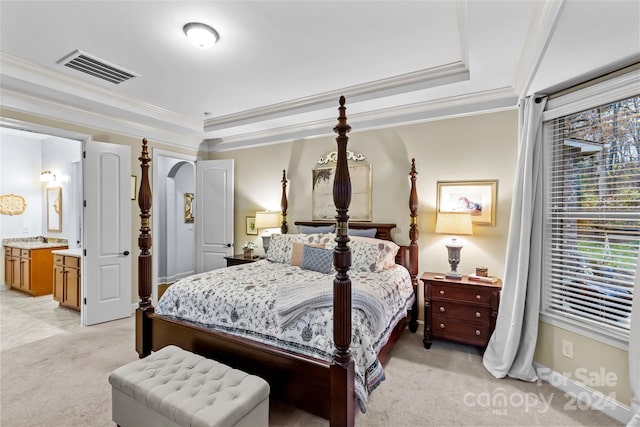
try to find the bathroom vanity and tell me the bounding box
[3,238,68,296]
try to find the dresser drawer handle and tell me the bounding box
[475,330,481,335]
[439,306,445,312]
[475,312,481,318]
[439,290,445,295]
[439,323,445,329]
[476,294,481,300]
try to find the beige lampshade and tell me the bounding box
[255,211,280,229]
[435,212,473,235]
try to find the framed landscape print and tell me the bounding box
[437,180,497,225]
[312,164,372,221]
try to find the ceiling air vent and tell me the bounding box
[57,50,139,84]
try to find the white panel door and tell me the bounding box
[83,141,131,325]
[196,159,234,272]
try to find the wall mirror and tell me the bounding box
[47,187,62,232]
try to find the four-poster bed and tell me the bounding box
[135,97,419,426]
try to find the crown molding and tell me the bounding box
[0,88,203,150]
[204,61,470,133]
[0,52,202,133]
[206,87,518,152]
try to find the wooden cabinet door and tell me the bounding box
[63,267,80,310]
[12,255,21,287]
[53,265,64,302]
[4,254,14,286]
[20,257,31,291]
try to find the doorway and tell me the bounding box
[151,149,197,303]
[0,122,85,323]
[1,119,132,326]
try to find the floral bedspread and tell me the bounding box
[155,260,415,412]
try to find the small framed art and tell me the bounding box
[246,216,257,235]
[437,180,497,225]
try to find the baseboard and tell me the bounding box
[533,362,631,424]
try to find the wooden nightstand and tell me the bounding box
[421,272,502,349]
[224,254,262,267]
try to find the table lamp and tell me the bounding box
[435,212,473,279]
[254,211,280,253]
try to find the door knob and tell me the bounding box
[119,251,130,256]
[226,243,232,247]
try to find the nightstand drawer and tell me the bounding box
[431,283,492,305]
[432,316,491,340]
[432,301,491,324]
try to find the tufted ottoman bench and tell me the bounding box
[109,345,270,427]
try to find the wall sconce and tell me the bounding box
[254,211,280,253]
[435,212,473,279]
[40,170,56,182]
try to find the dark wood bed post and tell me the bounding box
[331,96,355,427]
[136,138,153,358]
[280,169,288,234]
[408,158,419,333]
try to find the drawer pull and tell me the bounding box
[475,330,481,335]
[439,290,445,295]
[439,306,445,312]
[475,312,481,318]
[476,294,481,300]
[439,323,445,329]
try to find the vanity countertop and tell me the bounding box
[51,248,82,257]
[3,237,68,250]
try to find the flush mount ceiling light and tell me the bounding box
[183,22,219,49]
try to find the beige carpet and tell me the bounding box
[0,287,621,426]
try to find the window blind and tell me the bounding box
[543,95,640,340]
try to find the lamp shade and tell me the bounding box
[435,212,473,235]
[255,211,280,229]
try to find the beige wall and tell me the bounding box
[535,322,631,406]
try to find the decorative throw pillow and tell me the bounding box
[267,233,331,263]
[290,242,325,266]
[300,245,333,274]
[297,224,336,234]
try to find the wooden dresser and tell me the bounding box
[421,272,502,349]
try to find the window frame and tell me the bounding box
[540,69,640,350]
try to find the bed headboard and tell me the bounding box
[293,221,396,241]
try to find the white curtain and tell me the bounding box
[482,95,547,381]
[628,255,640,426]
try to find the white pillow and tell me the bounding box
[324,235,399,272]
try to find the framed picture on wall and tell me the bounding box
[437,180,497,225]
[246,216,257,235]
[312,164,372,221]
[184,193,194,223]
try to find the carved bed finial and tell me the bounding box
[281,169,288,234]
